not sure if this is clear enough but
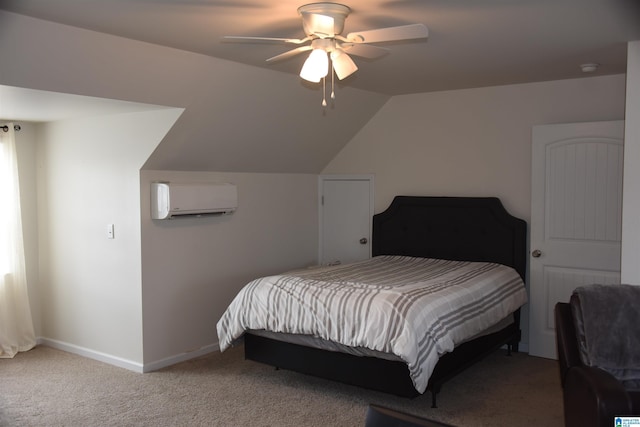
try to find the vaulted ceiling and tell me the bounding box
[2,0,639,95]
[0,1,638,173]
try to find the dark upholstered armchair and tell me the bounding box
[555,285,640,427]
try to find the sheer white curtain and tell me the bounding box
[0,123,36,358]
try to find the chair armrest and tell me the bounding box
[555,302,582,384]
[563,366,634,427]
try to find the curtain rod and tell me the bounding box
[1,124,21,132]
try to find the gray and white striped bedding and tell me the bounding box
[216,255,527,393]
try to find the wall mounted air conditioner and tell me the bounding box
[151,182,237,219]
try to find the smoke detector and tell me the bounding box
[580,63,599,73]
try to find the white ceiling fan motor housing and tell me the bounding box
[298,3,351,37]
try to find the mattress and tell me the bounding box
[217,255,527,393]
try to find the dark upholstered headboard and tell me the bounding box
[372,196,527,280]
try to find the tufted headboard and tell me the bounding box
[372,196,527,280]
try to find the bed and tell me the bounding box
[217,196,527,407]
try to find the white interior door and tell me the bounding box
[529,120,624,359]
[319,176,373,265]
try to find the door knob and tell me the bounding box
[359,238,368,245]
[532,249,542,258]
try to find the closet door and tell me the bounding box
[319,175,373,265]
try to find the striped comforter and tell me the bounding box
[216,255,527,393]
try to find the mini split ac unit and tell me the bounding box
[151,182,238,220]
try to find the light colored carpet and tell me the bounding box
[0,345,563,427]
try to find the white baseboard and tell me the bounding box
[142,343,220,372]
[38,337,144,373]
[37,337,220,373]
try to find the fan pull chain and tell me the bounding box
[331,68,336,101]
[322,76,327,107]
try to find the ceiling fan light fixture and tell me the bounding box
[300,48,329,82]
[224,3,429,106]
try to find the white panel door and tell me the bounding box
[529,120,624,359]
[319,176,373,265]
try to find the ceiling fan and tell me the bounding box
[223,2,429,86]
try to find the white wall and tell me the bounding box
[17,108,319,370]
[323,74,628,348]
[323,74,627,222]
[140,170,319,368]
[621,41,640,284]
[37,108,181,367]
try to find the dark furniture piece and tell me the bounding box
[365,404,455,427]
[555,287,640,427]
[244,196,527,407]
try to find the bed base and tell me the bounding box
[244,196,527,407]
[245,312,521,408]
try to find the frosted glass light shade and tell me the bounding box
[330,50,358,80]
[300,49,329,82]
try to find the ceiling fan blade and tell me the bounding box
[266,45,312,62]
[330,51,358,80]
[346,23,428,44]
[223,35,309,45]
[339,43,389,59]
[300,12,335,37]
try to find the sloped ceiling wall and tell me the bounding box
[0,11,389,173]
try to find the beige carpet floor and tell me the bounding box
[0,345,563,427]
